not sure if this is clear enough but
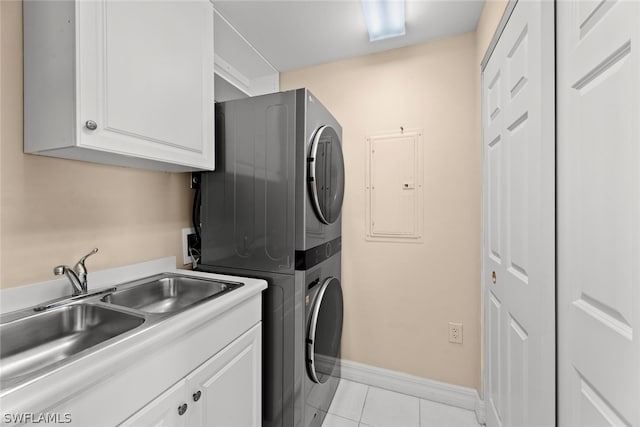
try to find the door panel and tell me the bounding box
[507,116,529,283]
[103,2,204,152]
[482,2,555,426]
[488,292,503,426]
[507,316,528,427]
[507,28,528,98]
[488,135,502,263]
[558,1,640,425]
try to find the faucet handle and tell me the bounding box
[78,247,98,267]
[74,248,98,279]
[73,248,98,292]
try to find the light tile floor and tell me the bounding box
[322,379,482,427]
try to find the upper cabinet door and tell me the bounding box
[77,0,214,169]
[24,0,215,172]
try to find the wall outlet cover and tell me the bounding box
[449,322,463,344]
[181,227,196,265]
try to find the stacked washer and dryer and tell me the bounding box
[197,89,345,427]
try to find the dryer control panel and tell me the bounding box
[295,237,341,270]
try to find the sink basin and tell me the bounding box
[0,304,144,384]
[101,274,242,314]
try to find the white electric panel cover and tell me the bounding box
[365,130,423,243]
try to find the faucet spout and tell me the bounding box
[54,265,85,295]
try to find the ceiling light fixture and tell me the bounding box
[361,0,406,42]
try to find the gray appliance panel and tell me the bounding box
[197,265,305,427]
[201,91,297,274]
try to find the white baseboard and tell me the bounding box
[475,399,486,425]
[340,359,486,425]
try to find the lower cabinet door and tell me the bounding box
[118,323,261,427]
[186,324,262,427]
[119,380,188,427]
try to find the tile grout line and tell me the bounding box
[358,384,371,424]
[327,381,370,424]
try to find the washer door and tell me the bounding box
[308,126,345,224]
[307,277,344,384]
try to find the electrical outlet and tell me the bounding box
[187,233,198,251]
[190,172,201,189]
[181,227,196,265]
[449,322,463,344]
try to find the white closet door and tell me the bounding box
[557,1,640,425]
[482,1,555,426]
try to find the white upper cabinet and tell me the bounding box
[24,0,215,172]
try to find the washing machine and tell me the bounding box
[299,251,343,427]
[197,88,345,427]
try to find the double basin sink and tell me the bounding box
[0,273,243,391]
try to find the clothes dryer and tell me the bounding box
[200,89,344,274]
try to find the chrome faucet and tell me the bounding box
[53,248,98,296]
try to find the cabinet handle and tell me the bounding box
[492,271,497,284]
[177,403,188,416]
[85,120,98,131]
[193,390,202,402]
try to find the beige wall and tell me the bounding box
[0,0,192,289]
[476,0,510,64]
[282,32,481,389]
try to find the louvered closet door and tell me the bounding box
[482,1,555,426]
[557,1,640,426]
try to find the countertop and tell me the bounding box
[0,257,267,422]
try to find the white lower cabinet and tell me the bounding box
[9,294,263,427]
[121,324,261,427]
[186,323,261,427]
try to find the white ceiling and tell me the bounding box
[213,0,486,72]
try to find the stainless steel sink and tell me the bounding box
[0,304,144,384]
[101,274,242,314]
[0,272,243,392]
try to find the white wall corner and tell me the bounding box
[341,359,483,420]
[475,397,486,425]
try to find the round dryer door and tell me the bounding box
[307,277,344,384]
[308,126,345,224]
